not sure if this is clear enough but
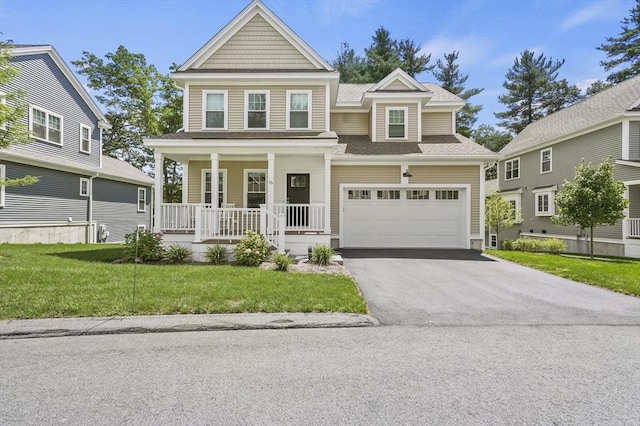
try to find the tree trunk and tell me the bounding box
[590,226,594,259]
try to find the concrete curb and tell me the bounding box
[0,313,379,340]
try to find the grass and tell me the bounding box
[0,244,367,320]
[487,250,640,296]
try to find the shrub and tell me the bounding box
[164,244,192,263]
[511,237,543,253]
[502,239,513,251]
[542,238,567,254]
[205,244,227,265]
[123,230,165,262]
[271,252,293,272]
[509,237,567,254]
[234,230,270,266]
[311,244,334,266]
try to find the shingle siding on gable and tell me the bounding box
[384,79,412,91]
[4,54,101,168]
[93,179,152,242]
[197,14,317,70]
[422,112,452,135]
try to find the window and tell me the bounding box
[505,158,520,180]
[497,190,522,223]
[386,107,407,139]
[30,105,62,145]
[489,234,498,249]
[245,91,269,129]
[435,190,459,200]
[540,148,552,173]
[377,190,400,200]
[0,164,5,207]
[246,170,266,208]
[79,178,90,197]
[80,124,91,154]
[203,91,227,130]
[137,188,146,212]
[407,190,429,200]
[202,170,227,207]
[287,90,311,129]
[533,186,556,216]
[348,190,371,200]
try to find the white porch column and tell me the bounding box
[623,185,629,240]
[182,162,189,203]
[210,153,219,207]
[267,153,275,211]
[153,153,164,233]
[324,153,331,235]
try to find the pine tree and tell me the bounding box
[398,38,433,78]
[597,0,640,83]
[332,42,369,83]
[364,27,401,82]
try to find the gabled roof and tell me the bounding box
[369,68,428,92]
[179,0,333,72]
[9,45,111,129]
[336,81,463,105]
[501,74,640,157]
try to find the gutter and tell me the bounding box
[88,173,99,243]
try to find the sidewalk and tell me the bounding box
[0,313,379,339]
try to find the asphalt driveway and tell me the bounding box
[341,249,640,326]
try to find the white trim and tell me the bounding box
[79,123,92,154]
[371,102,377,142]
[137,187,147,212]
[451,111,456,134]
[286,90,312,130]
[244,90,270,130]
[29,104,63,146]
[417,101,422,139]
[616,159,640,168]
[244,169,267,208]
[488,233,498,249]
[501,192,522,223]
[504,157,520,181]
[369,68,428,92]
[479,164,486,243]
[540,147,552,174]
[519,231,624,245]
[99,128,103,168]
[325,82,331,132]
[385,107,408,140]
[79,177,90,197]
[202,90,228,130]
[183,82,190,132]
[622,119,630,161]
[182,162,189,203]
[324,153,331,234]
[201,168,228,206]
[623,179,640,185]
[153,153,163,232]
[533,186,556,217]
[0,164,5,207]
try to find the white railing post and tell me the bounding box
[278,213,286,253]
[260,204,267,235]
[194,206,202,242]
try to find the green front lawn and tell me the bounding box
[488,250,640,296]
[0,244,367,320]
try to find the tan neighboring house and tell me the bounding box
[144,0,496,258]
[494,75,640,258]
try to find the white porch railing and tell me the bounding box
[272,203,325,231]
[161,204,209,231]
[628,218,640,238]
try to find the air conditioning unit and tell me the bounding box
[97,224,109,243]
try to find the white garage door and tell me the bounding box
[342,187,466,248]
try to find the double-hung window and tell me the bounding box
[505,158,520,180]
[287,90,311,129]
[246,170,266,208]
[203,91,227,130]
[386,107,407,139]
[540,148,552,173]
[30,105,63,145]
[80,124,91,154]
[79,178,90,197]
[533,186,556,216]
[245,91,269,129]
[137,188,147,212]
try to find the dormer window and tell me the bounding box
[386,107,407,139]
[203,91,227,130]
[245,91,269,129]
[287,90,311,130]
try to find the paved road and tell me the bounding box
[342,249,640,326]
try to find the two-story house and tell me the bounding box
[494,75,640,258]
[144,0,496,258]
[0,45,154,243]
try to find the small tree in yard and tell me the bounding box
[485,191,516,249]
[552,158,628,259]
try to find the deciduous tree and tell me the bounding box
[485,191,516,249]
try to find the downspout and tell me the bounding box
[88,173,99,243]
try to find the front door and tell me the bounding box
[287,174,310,227]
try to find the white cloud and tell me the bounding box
[314,0,379,22]
[576,78,599,93]
[560,2,620,31]
[420,34,492,68]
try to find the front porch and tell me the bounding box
[624,182,640,258]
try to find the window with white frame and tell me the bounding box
[287,90,311,129]
[30,105,62,145]
[245,91,269,129]
[202,169,227,207]
[505,158,520,180]
[533,186,556,216]
[203,91,227,130]
[500,192,522,223]
[79,178,90,197]
[246,170,266,208]
[540,148,552,173]
[407,190,429,200]
[377,190,400,200]
[435,190,459,200]
[348,190,371,200]
[80,124,91,154]
[0,164,5,207]
[386,107,407,139]
[489,233,498,249]
[137,187,147,212]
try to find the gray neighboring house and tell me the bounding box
[0,45,153,243]
[492,75,640,258]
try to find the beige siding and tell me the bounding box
[331,165,401,232]
[423,112,453,135]
[197,14,316,70]
[188,160,267,207]
[408,165,481,235]
[384,79,412,90]
[330,112,369,135]
[375,103,418,141]
[189,85,326,132]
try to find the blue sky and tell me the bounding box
[0,0,634,129]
